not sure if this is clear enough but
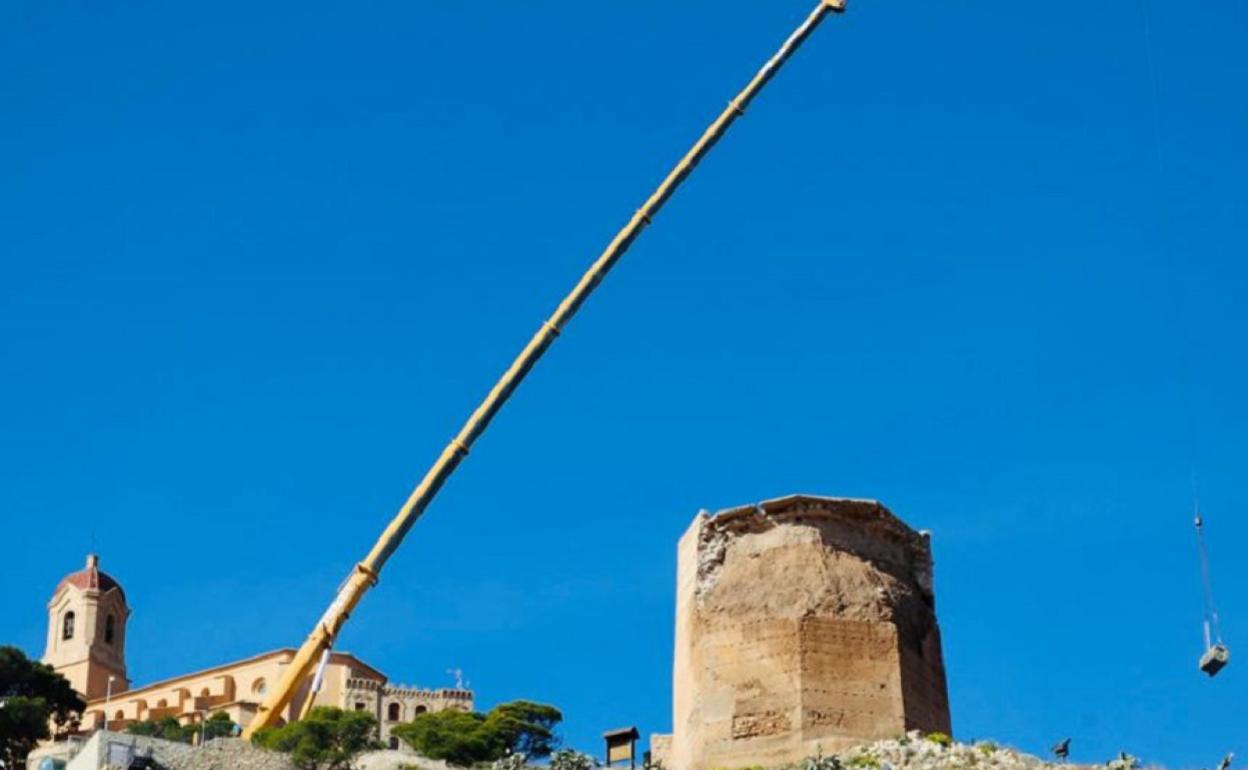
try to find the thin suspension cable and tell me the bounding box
[1137,0,1226,651]
[1195,517,1224,644]
[1135,0,1206,523]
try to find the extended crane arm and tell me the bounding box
[242,0,847,738]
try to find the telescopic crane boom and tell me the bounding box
[242,0,848,738]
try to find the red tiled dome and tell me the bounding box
[56,554,126,600]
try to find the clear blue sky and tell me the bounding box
[2,0,1244,766]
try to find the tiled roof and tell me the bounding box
[56,554,126,600]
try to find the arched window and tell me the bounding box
[252,679,267,697]
[114,710,124,721]
[387,703,401,722]
[389,737,400,750]
[62,612,76,641]
[200,688,210,698]
[414,705,428,715]
[105,615,117,645]
[156,699,168,709]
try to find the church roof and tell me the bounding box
[56,554,126,601]
[84,648,390,706]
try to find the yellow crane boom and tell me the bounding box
[243,0,848,738]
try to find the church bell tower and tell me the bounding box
[44,554,131,701]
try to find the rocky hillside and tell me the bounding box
[833,733,1144,770]
[147,733,1155,770]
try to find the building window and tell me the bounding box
[387,703,401,722]
[156,699,168,709]
[252,679,268,697]
[200,688,210,698]
[63,611,76,641]
[354,702,367,712]
[105,615,117,645]
[414,705,427,715]
[389,737,400,750]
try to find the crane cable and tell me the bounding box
[1136,0,1228,653]
[1195,513,1225,648]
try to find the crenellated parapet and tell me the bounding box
[384,685,473,702]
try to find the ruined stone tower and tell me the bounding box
[658,496,951,770]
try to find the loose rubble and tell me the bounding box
[159,739,297,770]
[95,732,1159,770]
[354,748,455,770]
[828,732,1146,770]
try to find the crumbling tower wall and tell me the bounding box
[663,496,951,770]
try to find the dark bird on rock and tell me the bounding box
[1053,739,1071,761]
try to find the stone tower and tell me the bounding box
[43,554,131,701]
[662,496,951,770]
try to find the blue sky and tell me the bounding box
[1,0,1245,766]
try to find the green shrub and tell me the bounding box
[799,748,842,770]
[251,706,379,770]
[392,700,563,767]
[493,752,530,770]
[925,733,953,748]
[548,749,597,770]
[126,712,235,744]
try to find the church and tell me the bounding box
[41,554,473,749]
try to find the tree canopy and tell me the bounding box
[0,646,86,769]
[484,701,562,759]
[392,700,563,767]
[251,706,378,770]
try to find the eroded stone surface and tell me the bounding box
[660,496,951,770]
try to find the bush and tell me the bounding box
[924,733,953,748]
[1108,753,1141,770]
[128,716,191,743]
[392,701,563,767]
[798,748,842,770]
[127,712,235,744]
[392,709,499,766]
[252,706,379,770]
[493,752,530,770]
[549,749,597,770]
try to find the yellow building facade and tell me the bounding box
[42,555,473,748]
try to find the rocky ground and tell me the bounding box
[156,738,297,770]
[834,733,1144,770]
[141,733,1156,770]
[355,747,456,770]
[153,740,476,770]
